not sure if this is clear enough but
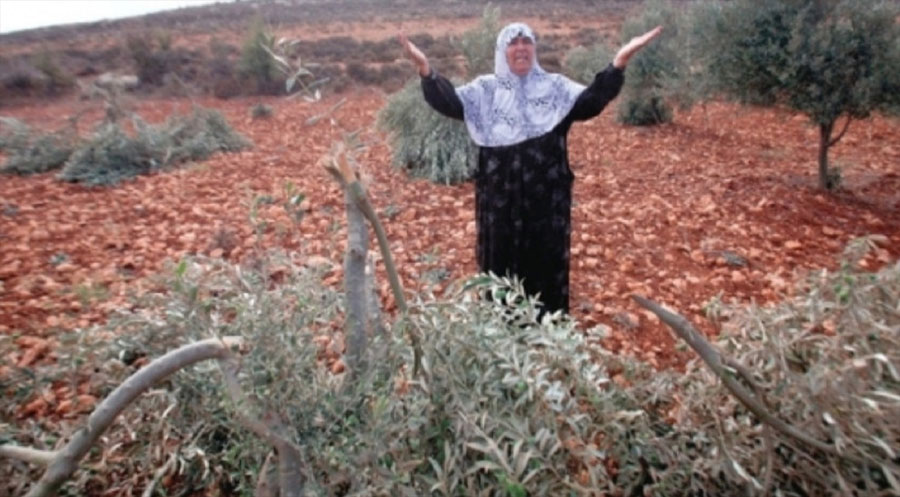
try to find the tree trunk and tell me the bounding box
[343,177,369,375]
[818,121,833,191]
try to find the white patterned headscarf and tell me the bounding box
[456,22,586,147]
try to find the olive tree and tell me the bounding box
[690,0,900,190]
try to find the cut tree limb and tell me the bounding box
[323,146,422,375]
[630,295,867,465]
[0,445,56,465]
[6,336,245,497]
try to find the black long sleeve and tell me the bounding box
[566,64,625,122]
[421,71,464,120]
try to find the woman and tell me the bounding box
[401,23,662,315]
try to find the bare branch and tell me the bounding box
[631,295,864,464]
[17,336,245,497]
[827,115,853,148]
[0,445,56,465]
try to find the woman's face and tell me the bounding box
[505,35,535,76]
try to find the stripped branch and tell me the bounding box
[9,336,245,497]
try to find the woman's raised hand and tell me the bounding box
[613,25,663,69]
[399,34,431,77]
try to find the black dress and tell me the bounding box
[421,65,624,314]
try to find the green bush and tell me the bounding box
[0,117,78,175]
[618,95,672,126]
[0,251,672,495]
[377,79,476,185]
[616,0,681,126]
[377,6,499,185]
[238,17,281,95]
[457,4,501,77]
[58,108,250,185]
[564,42,614,85]
[663,238,900,494]
[57,122,161,185]
[1,131,77,175]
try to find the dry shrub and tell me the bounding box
[345,61,381,86]
[305,36,361,63]
[32,51,75,95]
